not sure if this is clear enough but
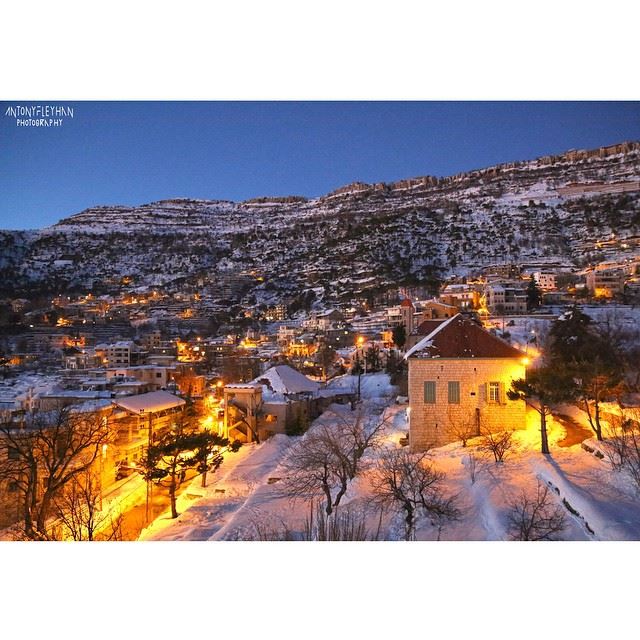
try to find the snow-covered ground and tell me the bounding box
[141,373,640,542]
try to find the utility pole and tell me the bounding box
[143,409,151,524]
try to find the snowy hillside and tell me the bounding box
[2,141,640,301]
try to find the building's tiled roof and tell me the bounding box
[415,319,447,335]
[406,314,524,359]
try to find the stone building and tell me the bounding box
[440,283,481,310]
[483,282,528,315]
[585,268,625,298]
[532,271,557,291]
[386,298,415,335]
[405,314,527,451]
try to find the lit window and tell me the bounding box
[489,382,500,403]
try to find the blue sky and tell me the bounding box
[1,101,639,230]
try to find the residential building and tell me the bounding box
[386,298,415,334]
[482,264,522,280]
[111,390,187,479]
[265,304,288,321]
[484,282,528,315]
[532,271,557,291]
[440,283,481,310]
[585,268,626,298]
[97,341,147,367]
[415,299,459,321]
[405,314,527,450]
[223,364,354,442]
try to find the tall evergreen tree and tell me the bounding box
[547,306,624,440]
[508,367,577,454]
[392,324,407,350]
[526,275,543,310]
[546,305,593,359]
[138,408,241,518]
[365,344,382,372]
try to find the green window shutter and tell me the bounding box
[448,381,460,404]
[424,381,436,404]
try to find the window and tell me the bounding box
[448,381,460,404]
[8,481,18,492]
[423,381,436,404]
[7,446,20,460]
[488,382,500,403]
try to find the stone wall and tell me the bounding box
[408,358,527,451]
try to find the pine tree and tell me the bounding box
[365,344,381,372]
[351,352,363,375]
[547,306,623,440]
[526,275,542,310]
[508,367,577,454]
[392,324,407,350]
[546,305,592,360]
[138,406,241,518]
[193,432,241,488]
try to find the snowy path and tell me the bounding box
[139,435,293,540]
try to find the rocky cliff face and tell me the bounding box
[2,141,640,302]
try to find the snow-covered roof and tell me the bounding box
[405,314,525,360]
[44,390,113,399]
[404,315,459,359]
[113,390,185,414]
[252,365,320,396]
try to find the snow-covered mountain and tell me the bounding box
[1,140,639,302]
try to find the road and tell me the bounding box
[554,412,594,447]
[113,469,201,541]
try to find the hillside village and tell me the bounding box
[1,141,640,541]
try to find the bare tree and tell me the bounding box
[246,501,383,541]
[323,407,388,480]
[0,406,112,540]
[602,409,640,491]
[250,517,296,541]
[53,470,123,541]
[479,428,514,463]
[305,500,381,541]
[370,448,459,541]
[448,408,479,447]
[465,452,483,485]
[171,366,200,397]
[282,408,388,517]
[281,426,348,517]
[506,480,567,541]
